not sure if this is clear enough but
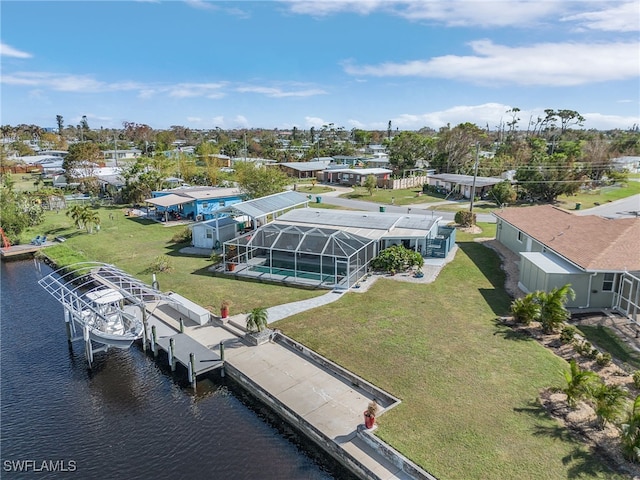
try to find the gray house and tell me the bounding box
[494,205,640,320]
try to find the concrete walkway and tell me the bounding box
[151,292,432,480]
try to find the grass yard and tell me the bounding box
[340,186,446,206]
[424,200,500,213]
[276,226,624,480]
[28,207,324,314]
[556,181,640,210]
[293,184,334,194]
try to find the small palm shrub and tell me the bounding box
[560,325,577,344]
[633,371,640,389]
[562,359,600,409]
[510,294,540,325]
[591,383,628,430]
[246,306,269,333]
[538,284,575,334]
[622,395,640,462]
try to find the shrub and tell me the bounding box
[171,226,191,243]
[560,325,577,344]
[574,340,593,357]
[633,371,640,389]
[148,255,173,273]
[596,352,612,367]
[454,210,476,227]
[370,245,423,274]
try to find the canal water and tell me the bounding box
[0,259,354,479]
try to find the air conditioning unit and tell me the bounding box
[196,214,203,222]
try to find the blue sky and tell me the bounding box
[1,1,639,132]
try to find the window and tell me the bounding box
[603,273,615,292]
[202,202,209,208]
[517,231,523,242]
[219,200,225,206]
[206,231,212,239]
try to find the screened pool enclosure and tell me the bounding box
[223,223,377,289]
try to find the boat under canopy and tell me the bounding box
[38,262,179,350]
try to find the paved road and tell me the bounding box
[315,185,497,223]
[573,194,640,219]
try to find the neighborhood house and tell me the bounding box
[145,186,244,222]
[223,207,455,289]
[494,205,640,321]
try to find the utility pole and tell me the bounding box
[469,143,480,215]
[114,135,118,167]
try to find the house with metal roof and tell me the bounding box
[222,207,452,289]
[321,167,392,186]
[277,160,333,179]
[190,191,310,249]
[494,205,640,320]
[145,186,244,222]
[428,173,504,199]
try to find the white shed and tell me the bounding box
[190,216,248,249]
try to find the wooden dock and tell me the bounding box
[145,305,224,386]
[0,242,55,259]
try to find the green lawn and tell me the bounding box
[28,207,324,315]
[293,184,334,194]
[27,208,625,479]
[276,227,624,480]
[556,181,640,210]
[340,186,447,205]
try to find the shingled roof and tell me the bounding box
[494,205,640,272]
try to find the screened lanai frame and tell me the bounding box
[223,222,377,288]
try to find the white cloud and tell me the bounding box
[236,85,327,97]
[561,2,640,32]
[348,119,365,128]
[0,43,33,58]
[284,0,569,27]
[582,111,640,130]
[343,40,640,86]
[305,116,326,128]
[234,115,249,127]
[361,103,640,131]
[166,82,227,98]
[284,0,385,16]
[184,0,218,11]
[392,1,563,27]
[2,72,108,91]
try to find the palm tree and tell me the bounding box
[591,383,628,430]
[562,359,600,409]
[65,204,85,229]
[81,208,101,233]
[621,395,640,462]
[539,284,575,333]
[246,307,269,333]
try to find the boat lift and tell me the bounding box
[38,262,180,369]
